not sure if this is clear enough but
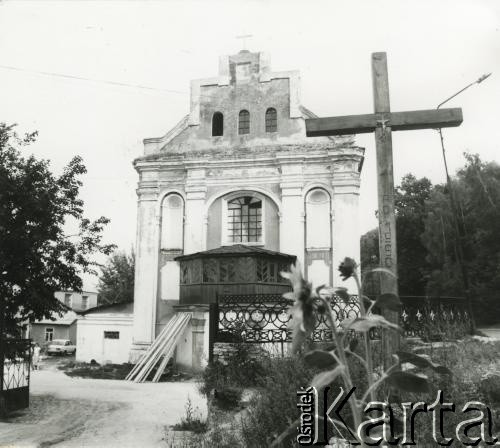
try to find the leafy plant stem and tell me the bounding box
[318,296,362,443]
[360,361,399,405]
[344,349,369,371]
[354,271,376,404]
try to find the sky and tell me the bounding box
[1,0,499,290]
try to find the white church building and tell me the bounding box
[78,50,364,370]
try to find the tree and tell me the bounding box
[97,250,135,305]
[394,174,433,295]
[0,123,115,332]
[360,228,380,296]
[423,154,500,323]
[361,174,433,296]
[361,156,500,324]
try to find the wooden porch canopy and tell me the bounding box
[174,245,296,305]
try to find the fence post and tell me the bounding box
[208,300,218,364]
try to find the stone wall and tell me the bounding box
[212,342,290,364]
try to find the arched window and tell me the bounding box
[161,193,184,250]
[160,193,184,301]
[227,196,262,243]
[305,189,331,249]
[212,112,224,136]
[238,110,250,135]
[265,108,277,132]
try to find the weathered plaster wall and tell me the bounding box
[76,315,133,364]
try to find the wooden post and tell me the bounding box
[372,53,400,363]
[305,50,464,364]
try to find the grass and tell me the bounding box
[58,361,134,380]
[59,360,192,381]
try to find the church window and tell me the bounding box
[161,193,184,250]
[305,188,331,248]
[238,110,250,135]
[227,196,262,243]
[265,108,277,132]
[212,112,224,136]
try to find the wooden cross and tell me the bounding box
[305,52,463,356]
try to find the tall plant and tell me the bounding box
[273,258,451,446]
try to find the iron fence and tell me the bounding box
[210,293,472,356]
[1,338,31,411]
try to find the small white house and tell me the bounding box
[76,302,133,364]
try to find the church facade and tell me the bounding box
[130,50,364,363]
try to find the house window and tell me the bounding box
[212,112,223,136]
[227,196,262,243]
[238,110,250,135]
[64,293,71,307]
[81,296,88,309]
[265,108,277,132]
[104,331,120,339]
[45,328,54,342]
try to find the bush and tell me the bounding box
[214,386,242,410]
[200,344,267,397]
[395,338,500,445]
[239,355,314,448]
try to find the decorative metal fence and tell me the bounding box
[400,296,471,339]
[209,293,473,359]
[1,338,31,411]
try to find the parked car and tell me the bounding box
[47,339,76,356]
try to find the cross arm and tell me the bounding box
[305,107,463,137]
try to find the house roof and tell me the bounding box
[175,244,297,261]
[81,301,134,315]
[33,311,79,326]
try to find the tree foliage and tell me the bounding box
[423,154,500,323]
[361,174,433,296]
[394,174,433,295]
[0,123,115,331]
[97,250,135,305]
[361,154,500,323]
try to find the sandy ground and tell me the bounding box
[478,324,500,340]
[0,358,206,448]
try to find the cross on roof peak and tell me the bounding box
[236,34,253,51]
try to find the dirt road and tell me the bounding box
[0,361,206,447]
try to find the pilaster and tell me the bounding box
[184,167,207,254]
[279,157,305,268]
[131,186,160,352]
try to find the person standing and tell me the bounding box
[32,343,41,370]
